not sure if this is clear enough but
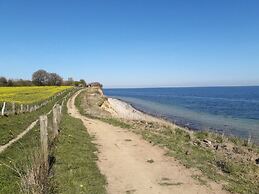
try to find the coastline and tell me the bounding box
[74,89,231,194]
[107,97,218,134]
[75,88,259,194]
[104,87,259,144]
[107,96,259,144]
[107,98,166,122]
[106,97,184,130]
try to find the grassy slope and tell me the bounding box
[0,123,41,193]
[0,90,72,193]
[74,89,131,129]
[0,89,72,145]
[137,128,259,194]
[0,86,71,104]
[52,99,106,194]
[76,88,259,194]
[0,89,106,194]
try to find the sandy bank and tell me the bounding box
[106,98,165,123]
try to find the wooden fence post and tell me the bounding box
[12,103,15,115]
[20,104,24,113]
[58,104,62,124]
[40,115,48,169]
[61,100,64,112]
[1,102,6,116]
[52,106,59,138]
[58,104,61,115]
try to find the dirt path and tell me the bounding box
[68,91,228,194]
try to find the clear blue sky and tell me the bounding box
[0,0,259,88]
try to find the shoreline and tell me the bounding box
[106,98,166,123]
[108,97,259,144]
[108,96,209,129]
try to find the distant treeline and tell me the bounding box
[0,69,87,87]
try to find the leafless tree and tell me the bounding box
[32,70,50,86]
[0,77,7,86]
[48,73,63,86]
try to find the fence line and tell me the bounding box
[1,102,6,116]
[0,89,74,117]
[40,115,48,169]
[39,97,67,173]
[52,105,60,138]
[0,90,76,154]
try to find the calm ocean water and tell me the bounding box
[104,87,259,142]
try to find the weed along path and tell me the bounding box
[68,91,228,194]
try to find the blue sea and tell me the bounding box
[104,87,259,143]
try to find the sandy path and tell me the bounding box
[68,91,227,194]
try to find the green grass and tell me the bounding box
[52,104,106,194]
[0,89,72,145]
[99,117,131,129]
[0,123,41,193]
[0,90,74,193]
[134,126,259,194]
[0,88,106,193]
[194,131,209,140]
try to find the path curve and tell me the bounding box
[68,90,228,194]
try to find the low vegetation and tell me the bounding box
[0,123,42,193]
[76,88,259,194]
[0,86,71,104]
[52,104,106,194]
[0,88,72,145]
[0,90,70,193]
[0,89,106,193]
[74,88,110,118]
[131,125,259,194]
[75,88,131,130]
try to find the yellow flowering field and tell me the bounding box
[0,86,72,104]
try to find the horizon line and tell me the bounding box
[104,84,259,89]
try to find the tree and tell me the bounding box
[0,77,7,86]
[14,79,33,86]
[65,77,74,86]
[7,79,14,87]
[74,81,80,87]
[79,79,87,87]
[32,70,50,86]
[48,73,63,86]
